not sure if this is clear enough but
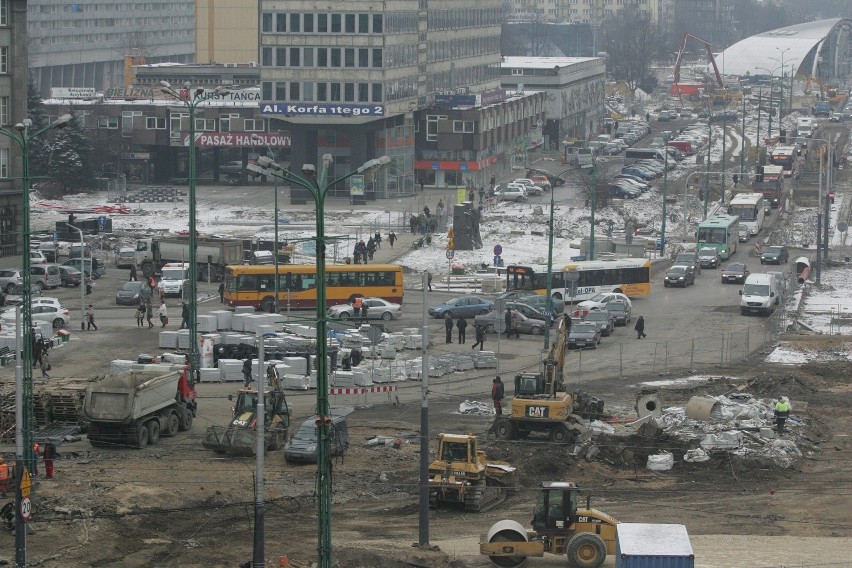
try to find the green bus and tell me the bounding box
[696,214,739,259]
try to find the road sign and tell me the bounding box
[98,215,107,231]
[367,324,384,346]
[565,269,580,283]
[838,222,848,233]
[20,496,32,522]
[493,244,503,256]
[20,468,31,498]
[446,249,455,260]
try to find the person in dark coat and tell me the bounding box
[367,238,376,260]
[491,376,505,415]
[427,271,432,291]
[180,301,190,329]
[129,264,138,281]
[353,243,361,264]
[218,281,225,303]
[242,358,254,387]
[444,315,453,344]
[374,231,381,249]
[471,324,486,351]
[504,308,516,338]
[456,317,467,344]
[388,232,396,248]
[634,315,646,339]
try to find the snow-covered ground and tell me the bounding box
[765,342,852,364]
[799,262,852,334]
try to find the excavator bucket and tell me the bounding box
[202,425,258,456]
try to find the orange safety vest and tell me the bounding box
[353,297,363,309]
[0,462,9,482]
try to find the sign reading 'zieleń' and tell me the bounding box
[187,132,292,148]
[259,103,384,117]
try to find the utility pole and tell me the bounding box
[418,272,430,547]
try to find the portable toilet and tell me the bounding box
[616,523,694,568]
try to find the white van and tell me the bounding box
[739,273,779,316]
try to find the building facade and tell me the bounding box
[499,56,606,147]
[0,0,30,259]
[196,0,258,65]
[28,0,195,97]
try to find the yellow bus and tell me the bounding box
[223,263,404,312]
[505,258,652,302]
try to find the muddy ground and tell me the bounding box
[1,350,850,568]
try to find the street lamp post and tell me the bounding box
[740,92,747,174]
[66,224,86,330]
[0,112,72,567]
[160,81,242,376]
[661,148,669,255]
[248,154,391,568]
[774,48,791,119]
[251,134,281,314]
[704,117,713,217]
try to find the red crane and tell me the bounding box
[671,33,724,99]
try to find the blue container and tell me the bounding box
[615,523,695,568]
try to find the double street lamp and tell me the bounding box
[247,153,391,568]
[160,81,242,375]
[0,112,72,566]
[251,133,283,314]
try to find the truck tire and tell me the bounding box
[164,411,180,437]
[179,409,193,431]
[567,533,606,568]
[135,425,149,448]
[141,262,155,278]
[147,421,160,445]
[494,418,516,440]
[551,424,572,443]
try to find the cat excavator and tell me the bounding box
[202,365,290,456]
[492,316,604,442]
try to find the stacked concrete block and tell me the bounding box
[223,333,251,345]
[472,351,498,368]
[403,335,423,350]
[372,367,393,384]
[160,353,186,364]
[281,356,307,375]
[176,330,191,349]
[452,355,475,372]
[159,331,179,349]
[109,360,136,374]
[402,328,419,335]
[197,315,218,333]
[351,367,371,386]
[335,371,357,387]
[404,359,423,380]
[199,368,222,383]
[218,359,246,382]
[282,373,311,390]
[291,325,317,338]
[234,306,254,315]
[255,324,276,338]
[381,345,397,359]
[209,310,233,330]
[230,313,248,332]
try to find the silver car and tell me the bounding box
[474,310,546,335]
[327,297,401,321]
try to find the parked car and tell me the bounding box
[59,265,82,287]
[494,185,528,203]
[613,177,649,193]
[474,309,546,335]
[328,297,402,320]
[30,263,62,290]
[514,294,563,315]
[621,168,656,181]
[0,268,24,293]
[115,281,152,306]
[0,302,71,328]
[697,247,721,268]
[616,174,651,187]
[529,175,552,191]
[829,113,843,123]
[664,265,695,287]
[583,310,615,336]
[609,184,640,199]
[62,258,105,279]
[512,179,544,196]
[760,245,789,265]
[3,284,43,306]
[721,262,750,284]
[495,290,538,302]
[219,160,245,174]
[605,300,632,326]
[428,295,493,319]
[738,225,750,242]
[29,251,48,265]
[577,292,632,311]
[567,322,601,349]
[284,415,349,464]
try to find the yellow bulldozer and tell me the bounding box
[428,432,518,513]
[492,317,604,442]
[202,366,290,456]
[480,481,618,568]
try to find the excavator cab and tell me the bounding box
[532,482,579,532]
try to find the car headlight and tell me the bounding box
[306,445,316,453]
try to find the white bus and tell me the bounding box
[727,192,765,236]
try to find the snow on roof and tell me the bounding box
[502,56,602,70]
[617,523,694,557]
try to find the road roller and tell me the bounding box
[480,481,618,568]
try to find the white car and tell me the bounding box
[29,251,48,264]
[576,292,633,312]
[1,303,71,328]
[494,185,528,202]
[512,179,544,196]
[327,297,402,321]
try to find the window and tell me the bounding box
[358,13,368,33]
[373,14,383,33]
[290,82,300,101]
[0,0,7,27]
[0,46,7,73]
[262,82,272,100]
[330,48,340,67]
[372,49,382,68]
[0,148,7,178]
[303,82,313,101]
[344,83,354,102]
[0,96,7,125]
[344,48,354,68]
[317,82,327,101]
[146,116,166,129]
[220,113,239,131]
[372,83,382,102]
[330,83,341,101]
[289,47,300,66]
[303,13,314,32]
[276,48,287,66]
[511,68,523,76]
[303,48,313,67]
[261,13,272,32]
[345,13,355,33]
[358,83,368,102]
[317,48,327,67]
[331,13,341,32]
[275,82,286,100]
[358,48,369,67]
[98,116,118,129]
[244,119,265,132]
[194,118,216,131]
[318,13,327,32]
[453,121,474,133]
[289,13,300,32]
[261,47,272,66]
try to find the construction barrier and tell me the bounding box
[329,385,398,396]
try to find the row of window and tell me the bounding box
[261,46,385,69]
[35,29,191,45]
[426,9,502,31]
[261,82,383,104]
[236,270,397,292]
[261,12,383,35]
[35,2,191,14]
[429,64,499,94]
[429,37,499,64]
[424,101,543,140]
[32,16,191,29]
[95,113,265,133]
[0,0,6,27]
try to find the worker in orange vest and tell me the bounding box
[352,296,363,319]
[0,456,10,496]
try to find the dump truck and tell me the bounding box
[135,236,243,281]
[428,433,518,513]
[202,366,290,456]
[480,481,618,568]
[84,368,197,449]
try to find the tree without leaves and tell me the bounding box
[601,7,658,92]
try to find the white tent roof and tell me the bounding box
[715,18,844,76]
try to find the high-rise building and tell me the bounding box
[196,0,258,65]
[27,1,195,97]
[0,0,31,258]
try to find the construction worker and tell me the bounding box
[491,376,505,416]
[43,441,58,480]
[0,457,9,496]
[774,396,791,434]
[32,443,40,476]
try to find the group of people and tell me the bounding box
[136,299,191,329]
[353,232,382,264]
[444,315,471,345]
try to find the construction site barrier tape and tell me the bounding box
[330,385,398,395]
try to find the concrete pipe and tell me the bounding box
[685,396,720,422]
[636,392,662,419]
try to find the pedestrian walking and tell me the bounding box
[510,310,520,339]
[478,187,485,205]
[180,301,190,329]
[146,301,154,328]
[0,456,9,496]
[242,357,254,387]
[732,173,739,187]
[157,301,168,327]
[219,281,225,303]
[43,441,57,480]
[445,315,453,343]
[774,396,791,434]
[427,271,432,291]
[388,232,396,248]
[157,278,165,300]
[456,316,467,344]
[40,351,51,380]
[468,189,475,202]
[136,303,146,327]
[367,238,376,260]
[634,315,646,339]
[32,329,43,368]
[491,376,505,415]
[353,242,361,264]
[129,264,138,281]
[353,296,363,318]
[374,231,382,249]
[86,304,98,331]
[471,324,486,351]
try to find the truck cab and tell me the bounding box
[160,262,190,297]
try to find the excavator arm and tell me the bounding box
[544,315,569,396]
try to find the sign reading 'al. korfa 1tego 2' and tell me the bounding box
[259,103,384,117]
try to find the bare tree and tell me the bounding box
[601,7,658,92]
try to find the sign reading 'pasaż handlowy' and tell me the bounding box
[186,132,292,148]
[259,103,384,117]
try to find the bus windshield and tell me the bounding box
[697,227,728,243]
[728,204,758,221]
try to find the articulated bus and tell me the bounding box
[223,264,404,312]
[727,192,765,236]
[505,258,653,303]
[768,146,796,177]
[697,215,739,259]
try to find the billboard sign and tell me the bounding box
[259,103,384,117]
[50,87,96,99]
[184,132,292,148]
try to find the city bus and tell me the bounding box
[696,215,739,259]
[505,258,653,303]
[223,263,404,312]
[768,146,796,177]
[727,192,765,236]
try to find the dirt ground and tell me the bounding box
[1,351,850,568]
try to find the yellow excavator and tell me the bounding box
[492,317,604,442]
[428,432,518,513]
[202,365,290,456]
[480,481,618,568]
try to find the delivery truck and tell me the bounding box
[84,368,197,448]
[135,236,243,281]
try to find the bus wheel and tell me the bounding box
[260,297,275,313]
